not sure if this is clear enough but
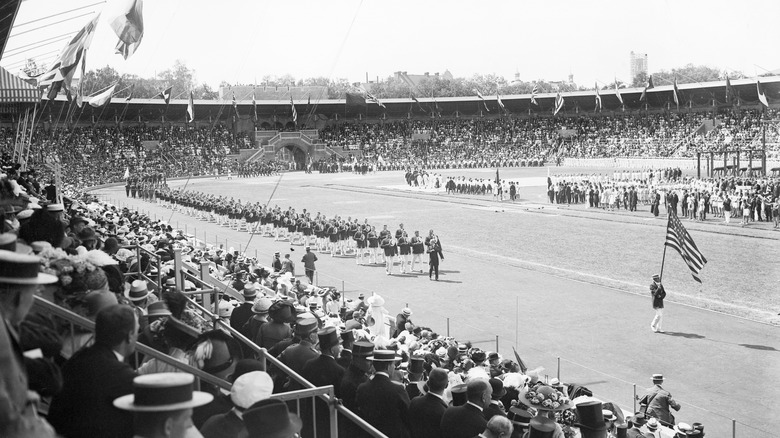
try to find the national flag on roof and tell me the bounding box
[614,79,624,105]
[497,91,505,110]
[366,91,386,108]
[724,76,734,104]
[664,212,707,283]
[125,84,134,102]
[553,93,564,115]
[290,95,297,123]
[530,84,538,106]
[252,87,258,122]
[757,80,769,108]
[111,0,144,60]
[475,90,489,112]
[639,75,654,102]
[89,83,117,107]
[595,83,602,111]
[232,91,240,117]
[672,77,680,108]
[186,91,195,122]
[346,92,366,107]
[157,86,172,105]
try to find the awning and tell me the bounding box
[0,66,39,103]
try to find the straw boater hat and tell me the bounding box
[113,373,213,412]
[367,349,401,362]
[0,250,57,285]
[243,284,258,299]
[126,280,151,301]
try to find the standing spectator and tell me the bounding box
[440,379,492,438]
[428,237,444,281]
[280,254,295,276]
[49,304,139,438]
[0,250,58,438]
[642,374,681,426]
[230,284,257,333]
[301,246,318,284]
[355,350,411,438]
[408,368,449,438]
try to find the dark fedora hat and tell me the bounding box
[244,398,302,438]
[489,377,507,399]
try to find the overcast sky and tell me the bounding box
[4,0,780,90]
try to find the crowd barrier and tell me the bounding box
[562,157,780,173]
[91,191,773,438]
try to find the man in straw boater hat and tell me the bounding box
[229,283,258,332]
[641,373,680,426]
[355,349,412,438]
[0,249,58,437]
[114,372,213,438]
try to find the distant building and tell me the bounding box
[630,51,648,80]
[218,85,327,101]
[393,70,454,88]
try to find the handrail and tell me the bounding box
[32,295,231,391]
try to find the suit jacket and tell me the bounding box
[48,344,136,438]
[408,393,447,438]
[645,384,680,424]
[301,355,344,398]
[340,364,368,411]
[483,400,506,420]
[229,302,254,332]
[200,409,247,438]
[440,403,487,438]
[355,373,411,438]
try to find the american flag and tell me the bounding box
[664,213,707,283]
[530,84,538,106]
[594,83,602,111]
[290,95,297,123]
[553,92,564,115]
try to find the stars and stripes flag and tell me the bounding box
[553,92,564,115]
[672,77,680,108]
[186,91,194,122]
[664,213,707,283]
[496,89,505,111]
[595,83,602,111]
[476,90,489,112]
[290,95,297,123]
[614,79,624,105]
[639,75,654,102]
[757,80,769,108]
[530,84,538,106]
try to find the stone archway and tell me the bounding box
[274,141,312,170]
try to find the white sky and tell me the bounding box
[4,0,780,89]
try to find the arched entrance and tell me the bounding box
[275,144,307,170]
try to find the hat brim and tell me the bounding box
[126,290,151,301]
[517,386,573,411]
[0,272,58,285]
[367,355,401,362]
[113,391,213,411]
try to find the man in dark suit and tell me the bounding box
[408,368,449,438]
[440,379,491,438]
[49,304,138,438]
[340,341,373,437]
[484,378,507,420]
[355,350,411,438]
[230,284,257,333]
[427,237,444,281]
[301,327,345,436]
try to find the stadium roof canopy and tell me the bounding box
[0,1,23,62]
[32,76,780,125]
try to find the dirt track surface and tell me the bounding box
[95,167,780,437]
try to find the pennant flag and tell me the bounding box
[290,95,297,123]
[111,0,144,60]
[497,90,505,110]
[639,75,655,102]
[553,92,564,115]
[724,76,733,104]
[476,90,489,112]
[757,80,769,108]
[595,83,602,111]
[125,84,134,102]
[232,91,240,118]
[89,83,117,107]
[252,87,258,122]
[512,347,528,374]
[614,79,624,105]
[157,86,172,105]
[37,14,101,95]
[664,212,707,283]
[366,91,386,108]
[186,91,194,122]
[345,92,366,107]
[530,84,538,106]
[672,77,680,108]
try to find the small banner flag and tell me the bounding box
[290,95,297,123]
[111,0,144,59]
[595,83,602,111]
[757,80,769,107]
[553,92,564,115]
[672,77,680,108]
[157,86,172,105]
[530,84,538,106]
[88,83,117,107]
[186,91,194,122]
[614,79,623,105]
[639,75,654,102]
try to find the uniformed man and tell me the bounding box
[277,315,319,378]
[650,274,666,333]
[642,374,680,426]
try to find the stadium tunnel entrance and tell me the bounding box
[275,143,308,170]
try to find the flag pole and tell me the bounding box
[659,213,671,282]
